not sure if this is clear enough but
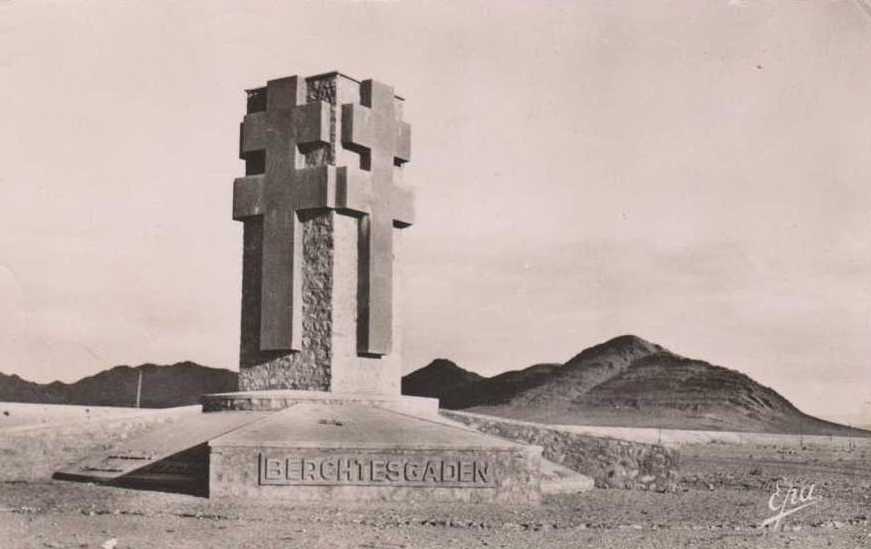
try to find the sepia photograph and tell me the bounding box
[1,1,870,547]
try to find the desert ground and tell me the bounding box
[0,403,191,430]
[1,403,869,548]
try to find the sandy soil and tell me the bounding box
[0,403,169,430]
[1,403,869,548]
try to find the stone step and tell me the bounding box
[202,390,438,417]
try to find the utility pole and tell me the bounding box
[135,370,143,408]
[848,424,854,452]
[799,422,804,450]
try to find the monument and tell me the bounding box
[55,71,544,503]
[232,72,412,394]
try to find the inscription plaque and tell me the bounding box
[258,453,496,488]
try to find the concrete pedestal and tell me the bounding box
[209,402,541,503]
[56,392,544,503]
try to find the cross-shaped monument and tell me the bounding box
[233,72,414,393]
[55,71,547,504]
[342,80,413,355]
[233,76,333,352]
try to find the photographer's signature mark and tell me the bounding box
[761,479,820,531]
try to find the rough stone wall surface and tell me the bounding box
[304,75,336,166]
[442,411,680,492]
[238,211,334,391]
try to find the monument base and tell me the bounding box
[201,389,438,417]
[55,392,545,503]
[209,402,541,503]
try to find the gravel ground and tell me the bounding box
[0,483,868,548]
[0,404,170,430]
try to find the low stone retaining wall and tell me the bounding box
[442,410,679,492]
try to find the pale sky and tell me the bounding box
[2,1,870,425]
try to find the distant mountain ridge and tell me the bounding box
[402,335,868,436]
[4,337,864,436]
[0,362,237,408]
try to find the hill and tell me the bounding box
[0,362,237,408]
[401,359,484,404]
[439,363,562,409]
[402,335,868,436]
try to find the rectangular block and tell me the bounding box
[335,166,373,214]
[341,103,373,150]
[293,166,336,210]
[294,101,331,145]
[240,112,267,154]
[233,175,265,220]
[391,184,415,226]
[207,403,542,503]
[396,121,411,163]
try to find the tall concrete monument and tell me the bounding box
[233,72,412,395]
[55,71,547,503]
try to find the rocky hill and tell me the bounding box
[401,359,483,404]
[0,362,237,408]
[442,363,562,409]
[402,335,867,436]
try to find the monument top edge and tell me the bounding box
[202,389,432,402]
[244,70,405,101]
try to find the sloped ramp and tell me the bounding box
[54,411,269,494]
